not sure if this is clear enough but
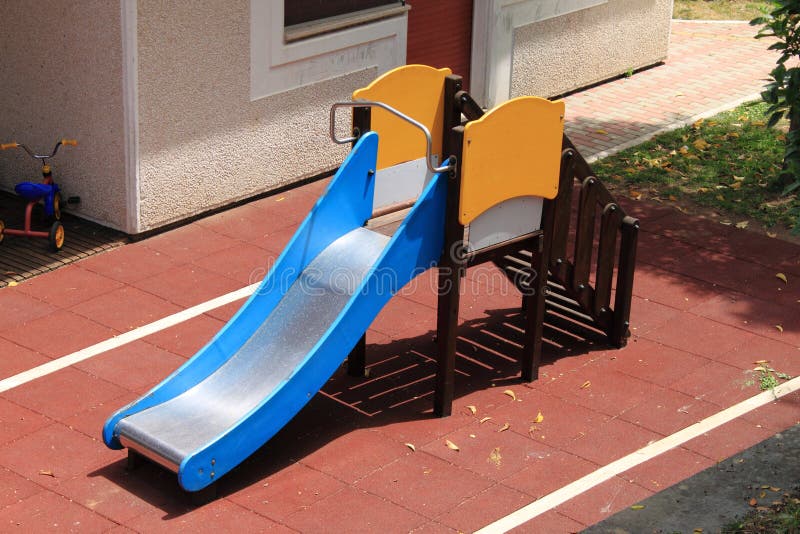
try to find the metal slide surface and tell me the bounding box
[103,132,448,491]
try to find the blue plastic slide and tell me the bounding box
[103,132,447,491]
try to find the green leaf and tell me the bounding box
[768,111,785,128]
[783,180,800,195]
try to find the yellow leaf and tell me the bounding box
[716,194,725,201]
[767,232,778,238]
[733,175,745,182]
[580,380,591,389]
[692,119,705,129]
[479,416,492,424]
[503,389,517,401]
[595,129,608,135]
[38,470,55,478]
[488,447,502,467]
[726,131,740,139]
[275,196,285,202]
[7,281,18,287]
[405,442,416,452]
[629,190,643,201]
[753,359,769,364]
[694,529,704,533]
[631,504,646,510]
[735,221,748,229]
[445,439,460,451]
[775,325,784,332]
[730,181,742,190]
[498,423,510,432]
[693,138,710,151]
[668,195,678,202]
[697,187,710,193]
[678,145,690,155]
[533,412,544,424]
[776,273,788,284]
[752,120,766,126]
[466,405,477,415]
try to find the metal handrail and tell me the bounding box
[329,100,453,174]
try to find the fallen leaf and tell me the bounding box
[692,118,705,129]
[405,443,416,452]
[470,434,476,438]
[693,138,710,150]
[735,221,749,229]
[595,129,608,135]
[730,181,742,190]
[503,389,517,401]
[679,145,690,155]
[749,498,758,507]
[8,281,18,287]
[629,190,643,201]
[498,423,510,432]
[580,380,591,389]
[38,470,55,478]
[775,325,784,332]
[275,196,285,202]
[753,359,769,365]
[488,447,502,467]
[479,416,492,424]
[726,131,740,139]
[693,529,704,533]
[630,504,646,510]
[445,439,460,451]
[466,405,477,415]
[776,273,788,284]
[767,232,778,238]
[533,412,544,424]
[733,175,745,182]
[668,195,678,202]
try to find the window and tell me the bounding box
[250,1,409,100]
[285,0,401,26]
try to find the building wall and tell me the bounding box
[511,0,672,98]
[135,1,378,231]
[0,1,127,229]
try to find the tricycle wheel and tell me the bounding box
[48,221,65,252]
[53,192,62,220]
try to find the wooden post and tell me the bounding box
[434,123,465,417]
[347,334,367,377]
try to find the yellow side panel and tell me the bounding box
[353,65,452,170]
[459,96,564,225]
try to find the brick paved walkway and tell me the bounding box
[0,21,797,534]
[565,21,773,160]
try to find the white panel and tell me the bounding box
[250,1,407,100]
[466,196,543,252]
[121,0,140,234]
[471,0,607,107]
[372,156,437,210]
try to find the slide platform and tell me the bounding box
[103,132,448,491]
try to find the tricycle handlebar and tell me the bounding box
[0,139,77,160]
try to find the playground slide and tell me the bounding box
[103,132,448,491]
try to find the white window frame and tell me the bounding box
[471,0,608,108]
[250,1,408,101]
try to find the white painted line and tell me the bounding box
[476,376,800,533]
[0,282,260,394]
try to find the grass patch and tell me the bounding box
[594,101,799,233]
[673,0,774,20]
[723,487,800,533]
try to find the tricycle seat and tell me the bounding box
[14,182,60,217]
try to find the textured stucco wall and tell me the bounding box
[0,1,127,229]
[136,1,375,231]
[511,0,672,98]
